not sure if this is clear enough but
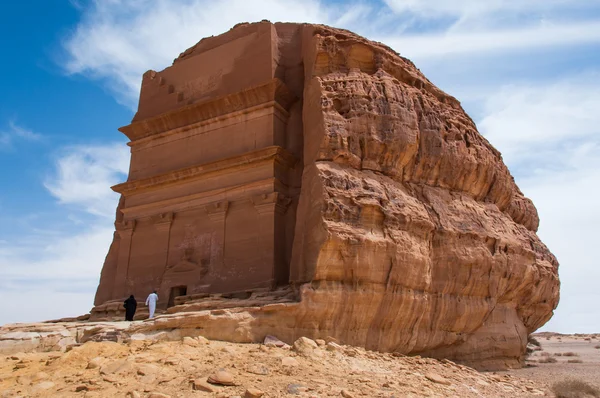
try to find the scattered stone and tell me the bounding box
[196,336,210,344]
[75,385,88,392]
[87,357,103,369]
[282,357,299,367]
[293,337,318,354]
[32,371,49,381]
[326,342,342,351]
[193,379,216,392]
[345,348,358,357]
[208,369,235,386]
[182,336,199,347]
[100,359,133,375]
[147,393,171,398]
[139,374,157,385]
[137,364,160,376]
[287,383,308,395]
[264,335,286,347]
[341,389,354,398]
[65,344,81,352]
[127,392,141,398]
[163,357,180,366]
[246,363,270,375]
[102,374,118,383]
[31,381,55,392]
[425,373,452,386]
[315,339,326,346]
[221,346,237,355]
[245,387,265,398]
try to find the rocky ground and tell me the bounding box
[0,332,548,398]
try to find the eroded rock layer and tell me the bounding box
[91,21,559,369]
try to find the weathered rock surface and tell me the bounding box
[77,21,559,369]
[0,334,550,397]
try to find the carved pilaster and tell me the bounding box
[205,201,228,270]
[152,212,174,231]
[151,212,174,292]
[205,200,229,222]
[116,219,136,238]
[250,192,291,288]
[113,219,136,298]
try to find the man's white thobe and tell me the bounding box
[145,293,158,318]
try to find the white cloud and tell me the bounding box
[0,121,42,149]
[61,0,373,107]
[521,148,600,333]
[44,143,129,217]
[383,0,596,20]
[0,226,114,281]
[0,143,126,325]
[479,73,600,168]
[0,289,94,325]
[61,0,600,106]
[0,227,113,324]
[477,77,600,333]
[380,21,600,59]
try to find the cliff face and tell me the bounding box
[91,22,559,370]
[286,25,559,369]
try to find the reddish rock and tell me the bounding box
[90,21,559,370]
[207,369,235,386]
[245,388,265,398]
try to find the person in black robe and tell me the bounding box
[123,295,137,321]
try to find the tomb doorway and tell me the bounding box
[168,285,187,308]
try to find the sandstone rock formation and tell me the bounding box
[90,21,559,369]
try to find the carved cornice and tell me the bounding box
[119,78,295,142]
[111,146,297,196]
[205,201,229,222]
[251,192,292,215]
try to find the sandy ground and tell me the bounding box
[506,333,600,393]
[0,336,548,398]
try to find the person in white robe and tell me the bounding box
[145,291,159,318]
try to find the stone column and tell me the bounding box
[205,201,229,271]
[113,219,136,299]
[251,193,292,287]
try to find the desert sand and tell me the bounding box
[507,333,600,392]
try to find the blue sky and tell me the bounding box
[0,0,599,332]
